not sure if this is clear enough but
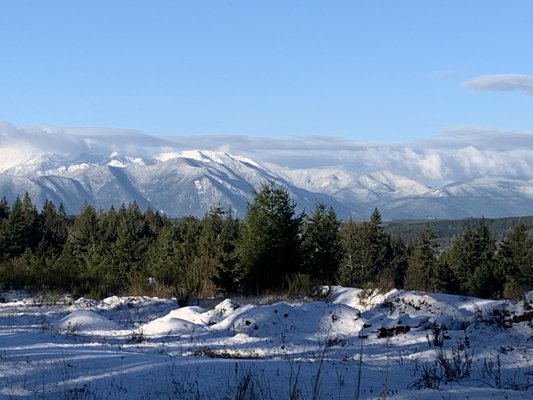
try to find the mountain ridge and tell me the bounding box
[2,148,533,219]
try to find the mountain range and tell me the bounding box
[2,147,533,220]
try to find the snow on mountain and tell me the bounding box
[0,149,353,217]
[276,167,431,202]
[3,148,533,219]
[2,121,533,219]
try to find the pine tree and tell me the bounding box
[0,197,9,220]
[237,182,302,293]
[432,259,458,294]
[111,203,149,289]
[205,208,243,295]
[388,236,409,289]
[69,203,101,256]
[496,222,533,296]
[2,194,39,259]
[405,225,439,291]
[338,209,393,288]
[37,199,68,257]
[0,197,10,261]
[300,203,343,285]
[338,219,361,287]
[445,219,498,297]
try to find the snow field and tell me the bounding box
[0,288,532,399]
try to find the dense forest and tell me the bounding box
[384,216,533,249]
[0,183,532,304]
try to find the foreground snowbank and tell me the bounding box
[0,287,531,399]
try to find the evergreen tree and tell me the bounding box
[2,194,39,259]
[111,203,149,289]
[101,205,119,245]
[0,197,9,220]
[202,208,243,295]
[0,197,10,261]
[405,225,439,291]
[388,236,409,289]
[69,204,101,256]
[445,219,498,297]
[146,217,209,305]
[174,217,205,305]
[496,222,533,296]
[237,182,302,293]
[144,207,168,239]
[67,204,114,297]
[37,199,68,257]
[338,209,392,288]
[300,203,343,284]
[432,259,458,293]
[338,219,361,287]
[146,225,181,288]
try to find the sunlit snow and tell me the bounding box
[0,288,531,399]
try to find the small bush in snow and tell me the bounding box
[411,338,472,390]
[480,355,502,389]
[65,321,82,335]
[128,328,145,343]
[193,346,259,359]
[427,322,448,347]
[409,362,442,390]
[434,339,472,382]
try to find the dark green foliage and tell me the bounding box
[443,219,498,297]
[36,199,68,258]
[111,202,151,289]
[146,222,200,306]
[384,215,533,250]
[1,194,40,259]
[338,209,393,287]
[432,260,458,294]
[405,225,439,291]
[496,222,533,296]
[1,192,532,300]
[237,182,302,293]
[388,237,409,289]
[210,208,242,295]
[300,203,343,285]
[0,197,9,220]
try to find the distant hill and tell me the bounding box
[383,215,533,248]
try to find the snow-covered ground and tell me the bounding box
[0,288,532,399]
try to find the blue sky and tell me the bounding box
[1,1,532,142]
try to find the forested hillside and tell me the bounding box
[384,216,533,249]
[1,184,532,302]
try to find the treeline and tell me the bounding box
[384,216,533,250]
[0,184,532,303]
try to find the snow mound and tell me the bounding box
[72,297,99,309]
[216,301,361,340]
[141,306,208,335]
[57,310,120,332]
[328,287,527,333]
[200,299,242,325]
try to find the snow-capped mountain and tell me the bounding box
[3,148,533,219]
[0,150,354,218]
[3,121,533,219]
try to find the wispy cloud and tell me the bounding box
[462,74,533,95]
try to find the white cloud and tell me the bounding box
[415,151,444,181]
[462,74,533,95]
